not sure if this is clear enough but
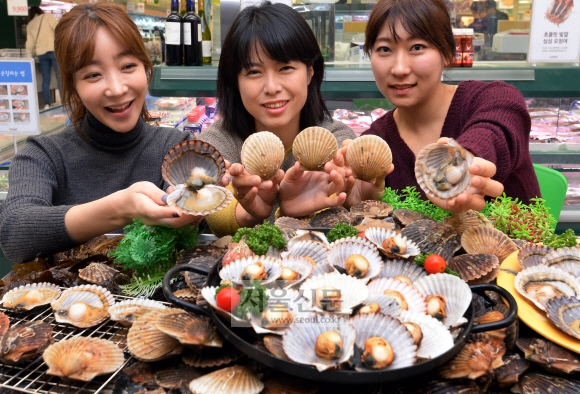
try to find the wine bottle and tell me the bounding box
[165,0,183,66]
[198,0,211,64]
[183,0,202,66]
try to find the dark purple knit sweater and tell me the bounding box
[363,80,540,204]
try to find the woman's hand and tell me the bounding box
[229,163,284,227]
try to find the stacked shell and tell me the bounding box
[241,131,285,179]
[292,127,338,171]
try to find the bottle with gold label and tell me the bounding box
[197,0,211,64]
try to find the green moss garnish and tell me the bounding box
[382,186,452,221]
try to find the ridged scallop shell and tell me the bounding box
[108,299,167,326]
[0,312,9,337]
[541,246,580,277]
[275,216,311,230]
[350,200,393,219]
[43,337,124,381]
[162,140,226,188]
[519,373,580,394]
[241,131,285,180]
[377,259,427,282]
[292,126,338,171]
[283,313,356,371]
[309,206,357,228]
[367,278,427,314]
[518,242,553,269]
[78,263,119,284]
[414,273,472,328]
[365,227,420,259]
[514,265,580,311]
[346,135,392,182]
[249,288,310,335]
[189,365,264,394]
[461,226,518,263]
[398,310,454,360]
[219,255,283,286]
[392,209,433,227]
[284,240,329,266]
[299,272,369,314]
[154,364,203,388]
[350,313,417,371]
[270,256,314,289]
[442,210,494,236]
[2,282,61,311]
[0,321,53,364]
[201,286,251,326]
[439,335,505,379]
[263,334,290,361]
[475,310,507,343]
[414,138,473,199]
[356,217,396,232]
[358,293,404,318]
[493,303,519,351]
[448,254,500,284]
[401,220,461,263]
[51,285,115,328]
[546,296,580,340]
[287,229,329,249]
[167,184,233,216]
[327,237,384,282]
[127,310,184,361]
[156,310,223,347]
[182,342,242,368]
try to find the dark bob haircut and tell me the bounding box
[364,0,455,66]
[217,2,328,140]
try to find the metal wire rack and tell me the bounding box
[0,292,162,394]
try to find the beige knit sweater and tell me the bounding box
[26,13,58,57]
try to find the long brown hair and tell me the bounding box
[55,3,152,128]
[364,0,455,66]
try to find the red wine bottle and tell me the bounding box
[165,0,183,66]
[183,0,202,66]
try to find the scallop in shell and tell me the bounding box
[43,337,125,381]
[189,365,264,394]
[292,126,338,171]
[439,335,505,379]
[241,131,285,180]
[327,237,383,282]
[127,310,184,361]
[350,200,393,219]
[401,219,461,263]
[367,278,426,314]
[272,256,314,288]
[249,288,309,335]
[540,246,580,277]
[2,282,61,311]
[78,263,119,284]
[108,299,167,326]
[546,296,580,340]
[461,225,518,263]
[167,184,233,216]
[284,240,329,266]
[0,321,53,364]
[514,265,580,311]
[357,293,405,318]
[365,227,420,259]
[415,138,474,199]
[156,310,223,347]
[518,243,553,270]
[219,255,283,286]
[350,313,416,371]
[51,284,115,328]
[346,135,392,182]
[377,259,427,282]
[398,310,454,360]
[299,272,369,314]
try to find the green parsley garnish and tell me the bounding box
[327,223,359,243]
[230,280,269,320]
[232,222,286,255]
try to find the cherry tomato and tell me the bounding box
[358,231,367,240]
[424,254,446,274]
[216,287,241,312]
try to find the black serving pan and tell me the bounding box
[163,261,517,384]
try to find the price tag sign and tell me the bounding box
[127,2,135,12]
[7,0,28,16]
[136,2,145,13]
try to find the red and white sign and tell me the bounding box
[7,0,28,16]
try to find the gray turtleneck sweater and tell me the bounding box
[0,113,189,263]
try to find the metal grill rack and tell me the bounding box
[0,292,160,394]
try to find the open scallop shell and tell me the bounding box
[270,256,314,289]
[0,321,53,364]
[108,299,167,326]
[51,284,115,328]
[350,313,417,371]
[292,127,338,171]
[514,265,580,311]
[327,237,383,282]
[127,310,184,361]
[400,219,461,263]
[367,278,426,314]
[414,273,472,328]
[518,243,553,270]
[2,283,61,311]
[350,200,393,219]
[156,310,223,347]
[264,334,291,361]
[299,272,369,314]
[241,131,285,180]
[201,286,251,327]
[357,293,405,318]
[162,140,226,188]
[448,254,500,284]
[287,229,330,250]
[43,337,125,381]
[398,310,454,360]
[248,288,310,335]
[414,138,474,199]
[346,135,392,182]
[283,313,356,371]
[546,296,580,340]
[461,225,518,263]
[284,240,329,267]
[167,184,233,216]
[219,255,283,286]
[188,365,264,394]
[541,246,580,277]
[365,227,420,259]
[377,259,427,282]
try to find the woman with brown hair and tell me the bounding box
[0,3,217,263]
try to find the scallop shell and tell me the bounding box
[162,140,226,188]
[461,226,518,263]
[241,131,285,180]
[284,240,329,266]
[156,310,223,347]
[327,237,384,282]
[442,210,494,236]
[365,227,420,259]
[346,135,392,182]
[366,278,426,314]
[219,255,283,286]
[413,273,472,327]
[201,286,251,327]
[154,364,203,389]
[292,126,338,171]
[188,365,264,394]
[167,184,233,216]
[350,200,393,219]
[309,206,357,228]
[398,310,454,360]
[358,294,404,318]
[448,254,500,284]
[439,335,505,379]
[43,337,125,381]
[78,263,119,284]
[414,138,474,199]
[0,321,53,364]
[249,288,310,335]
[377,259,427,282]
[283,313,356,371]
[287,229,329,250]
[392,209,433,227]
[350,313,417,371]
[0,312,9,337]
[275,216,311,230]
[546,296,580,340]
[299,272,369,314]
[271,256,314,289]
[127,310,184,361]
[518,243,553,269]
[51,284,115,328]
[514,265,580,311]
[2,282,61,311]
[541,246,580,277]
[519,373,580,394]
[182,342,242,368]
[401,219,461,263]
[108,299,167,326]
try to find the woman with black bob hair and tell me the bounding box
[200,2,371,237]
